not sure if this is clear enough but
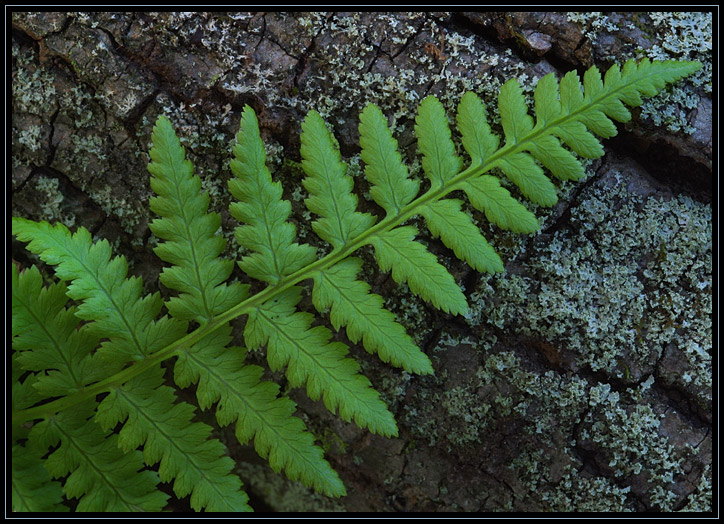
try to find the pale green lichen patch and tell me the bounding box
[468,170,712,396]
[11,43,57,117]
[577,378,689,510]
[538,465,634,511]
[404,338,704,510]
[33,175,74,227]
[16,124,43,153]
[679,464,712,512]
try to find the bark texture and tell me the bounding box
[11,11,712,513]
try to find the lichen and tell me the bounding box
[488,352,693,510]
[33,175,74,227]
[468,171,712,393]
[540,468,634,511]
[679,464,712,512]
[11,43,57,116]
[16,125,43,153]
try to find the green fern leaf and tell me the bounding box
[12,219,246,511]
[359,103,420,215]
[11,264,101,398]
[312,257,433,374]
[499,78,535,143]
[420,199,504,274]
[11,356,43,417]
[94,365,252,512]
[229,105,317,284]
[415,95,463,188]
[462,175,540,233]
[10,57,702,512]
[226,107,390,487]
[525,134,585,181]
[173,325,346,497]
[300,110,432,374]
[149,115,340,498]
[245,286,398,436]
[558,70,616,139]
[456,91,500,165]
[497,151,559,207]
[300,110,376,249]
[496,80,560,206]
[371,226,468,315]
[11,219,187,368]
[148,115,249,323]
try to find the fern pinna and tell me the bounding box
[12,58,700,512]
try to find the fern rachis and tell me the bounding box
[12,58,701,511]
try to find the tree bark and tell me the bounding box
[11,11,712,513]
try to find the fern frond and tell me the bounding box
[229,105,317,284]
[481,58,703,209]
[461,174,540,233]
[371,226,468,315]
[230,107,396,434]
[148,115,249,324]
[94,364,252,512]
[11,355,43,416]
[10,57,702,513]
[300,110,432,373]
[414,98,505,273]
[312,257,433,375]
[415,96,463,188]
[245,286,398,437]
[356,103,471,313]
[456,91,500,167]
[420,199,504,274]
[29,401,168,511]
[12,220,248,511]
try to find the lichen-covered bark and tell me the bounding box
[11,11,712,512]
